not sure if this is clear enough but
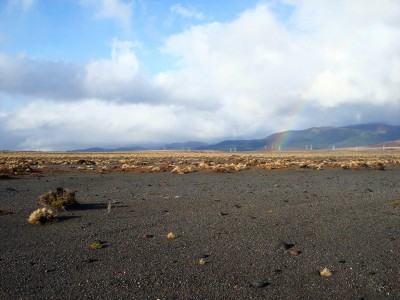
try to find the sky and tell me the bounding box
[0,0,399,150]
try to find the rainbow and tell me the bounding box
[270,25,368,149]
[270,98,311,149]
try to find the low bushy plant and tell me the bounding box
[38,187,78,211]
[28,207,56,225]
[89,242,103,250]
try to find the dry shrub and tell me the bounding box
[319,267,332,277]
[171,166,185,174]
[28,207,56,225]
[0,166,14,176]
[341,164,349,170]
[38,187,78,211]
[370,162,385,170]
[212,166,231,173]
[89,242,103,250]
[167,232,176,239]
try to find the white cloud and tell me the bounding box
[3,99,228,150]
[84,39,140,99]
[81,0,133,31]
[170,4,204,20]
[0,39,163,103]
[291,0,400,107]
[160,1,400,125]
[0,53,84,99]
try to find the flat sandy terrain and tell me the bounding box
[0,152,399,299]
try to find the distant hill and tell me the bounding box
[195,138,266,151]
[162,141,209,150]
[197,123,400,151]
[371,139,400,148]
[69,146,147,152]
[69,123,400,152]
[69,141,209,152]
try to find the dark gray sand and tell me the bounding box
[0,168,399,299]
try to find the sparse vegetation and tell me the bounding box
[0,166,14,176]
[319,267,332,277]
[28,207,56,225]
[89,242,103,250]
[389,201,400,206]
[38,187,78,211]
[167,232,176,239]
[0,150,399,175]
[370,162,385,170]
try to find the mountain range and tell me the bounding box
[70,123,400,152]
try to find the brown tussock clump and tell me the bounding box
[38,187,78,211]
[89,242,103,250]
[28,207,56,225]
[319,267,333,277]
[370,162,385,170]
[167,232,176,239]
[0,166,14,176]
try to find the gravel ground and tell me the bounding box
[0,168,399,299]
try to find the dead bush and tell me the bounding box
[28,207,56,225]
[38,187,78,211]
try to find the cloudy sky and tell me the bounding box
[0,0,399,150]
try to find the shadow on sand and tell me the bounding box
[70,203,109,211]
[0,175,19,180]
[57,215,81,222]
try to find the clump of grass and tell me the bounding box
[0,166,14,176]
[38,187,78,211]
[389,201,400,206]
[371,162,385,170]
[319,267,332,277]
[28,207,56,225]
[89,242,103,250]
[167,232,176,239]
